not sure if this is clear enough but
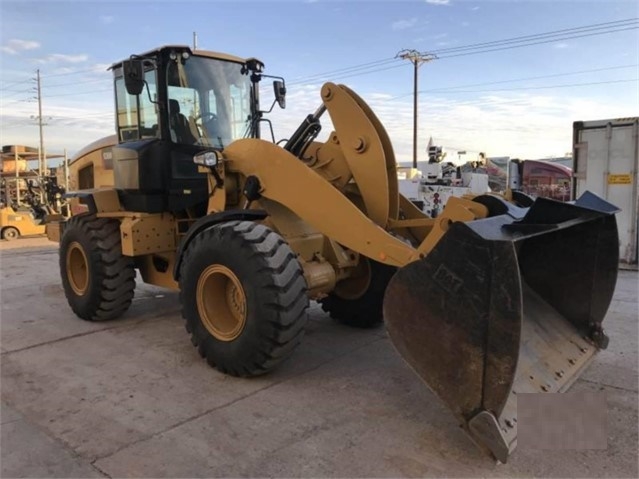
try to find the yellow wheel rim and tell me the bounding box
[334,257,372,300]
[196,265,247,342]
[66,241,89,295]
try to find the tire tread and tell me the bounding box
[60,214,135,321]
[180,221,308,377]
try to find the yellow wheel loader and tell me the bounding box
[47,45,620,462]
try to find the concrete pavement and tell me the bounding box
[1,237,637,478]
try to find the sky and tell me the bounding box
[1,0,637,167]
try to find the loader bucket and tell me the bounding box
[383,192,619,462]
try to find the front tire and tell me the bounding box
[59,214,136,321]
[179,221,309,377]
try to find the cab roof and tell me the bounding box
[109,45,256,70]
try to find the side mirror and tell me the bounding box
[123,59,145,96]
[273,80,286,109]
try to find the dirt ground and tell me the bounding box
[1,236,637,478]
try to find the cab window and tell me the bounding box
[115,69,159,142]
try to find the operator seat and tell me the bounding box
[169,99,196,144]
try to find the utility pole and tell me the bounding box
[63,148,69,192]
[193,31,198,50]
[36,69,45,176]
[396,49,437,168]
[32,70,51,184]
[14,149,20,205]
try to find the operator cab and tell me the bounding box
[109,45,285,214]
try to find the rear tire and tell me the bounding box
[320,258,396,328]
[2,227,19,240]
[179,221,309,377]
[60,214,136,321]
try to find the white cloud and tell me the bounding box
[0,98,114,157]
[100,15,114,24]
[91,63,112,73]
[50,66,76,75]
[392,18,418,31]
[426,0,450,5]
[1,39,41,55]
[36,53,89,64]
[553,42,569,49]
[402,93,636,159]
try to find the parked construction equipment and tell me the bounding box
[0,204,46,240]
[397,147,490,217]
[47,45,620,462]
[1,145,69,239]
[398,146,573,219]
[1,176,66,240]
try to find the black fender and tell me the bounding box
[64,191,99,213]
[63,189,122,214]
[173,209,269,280]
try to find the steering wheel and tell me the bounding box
[194,112,218,124]
[193,112,219,138]
[194,112,226,147]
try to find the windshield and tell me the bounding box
[166,55,252,148]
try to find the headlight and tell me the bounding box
[193,151,220,166]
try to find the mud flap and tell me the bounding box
[383,192,619,462]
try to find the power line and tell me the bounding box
[61,111,114,119]
[385,64,639,100]
[288,18,638,86]
[429,64,638,92]
[46,88,112,98]
[288,58,400,86]
[288,62,407,86]
[45,78,111,89]
[0,98,33,107]
[382,78,638,103]
[425,78,638,94]
[0,88,33,99]
[437,26,638,60]
[0,123,33,130]
[0,86,31,93]
[39,68,102,78]
[0,79,30,91]
[430,18,637,54]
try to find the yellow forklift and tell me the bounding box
[0,176,66,240]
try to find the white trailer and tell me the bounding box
[573,117,638,269]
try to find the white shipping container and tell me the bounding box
[573,117,638,269]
